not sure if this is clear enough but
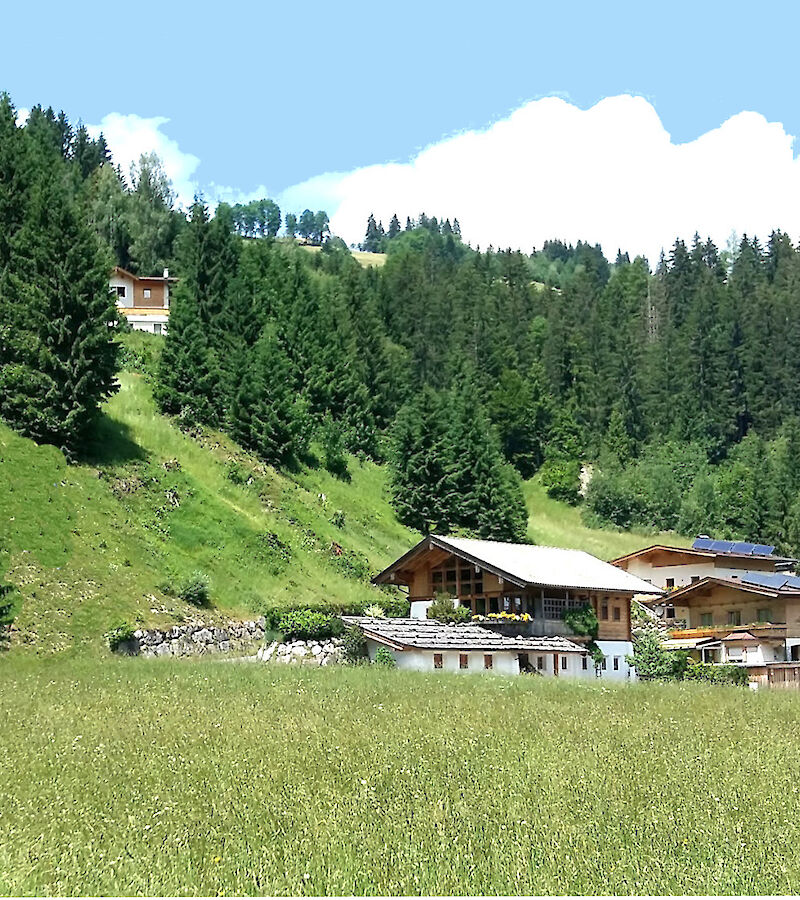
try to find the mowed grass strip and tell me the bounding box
[1,660,799,896]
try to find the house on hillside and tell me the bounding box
[110,266,176,334]
[369,535,661,679]
[611,537,796,623]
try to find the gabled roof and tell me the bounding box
[373,535,662,595]
[668,573,800,603]
[611,543,795,567]
[342,617,586,653]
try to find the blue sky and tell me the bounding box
[4,1,800,257]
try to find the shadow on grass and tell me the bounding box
[80,413,149,466]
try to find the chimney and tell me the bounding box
[163,268,169,279]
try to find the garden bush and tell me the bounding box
[341,624,368,662]
[278,609,343,641]
[374,646,396,667]
[427,593,471,624]
[684,662,749,686]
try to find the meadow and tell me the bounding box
[1,658,799,896]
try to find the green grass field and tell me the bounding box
[1,658,798,896]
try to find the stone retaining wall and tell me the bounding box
[256,638,343,666]
[124,617,267,657]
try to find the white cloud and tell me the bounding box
[87,113,201,208]
[282,95,800,262]
[84,97,800,261]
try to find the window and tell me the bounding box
[613,657,620,671]
[666,606,676,619]
[601,603,609,620]
[666,578,675,589]
[484,654,493,670]
[459,653,468,670]
[433,653,443,669]
[727,610,742,626]
[613,606,621,621]
[143,288,151,299]
[445,569,457,596]
[560,656,567,671]
[113,285,126,299]
[489,596,499,614]
[544,596,565,619]
[153,323,162,335]
[601,658,607,670]
[432,570,443,591]
[475,596,486,616]
[582,656,588,670]
[691,576,700,584]
[757,608,772,623]
[700,612,713,627]
[537,656,544,670]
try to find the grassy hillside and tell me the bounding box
[1,334,687,654]
[299,244,388,267]
[523,478,689,558]
[1,352,416,654]
[1,658,798,896]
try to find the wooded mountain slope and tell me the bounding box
[0,337,677,654]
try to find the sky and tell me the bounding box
[4,0,800,261]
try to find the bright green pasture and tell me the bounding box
[1,659,799,896]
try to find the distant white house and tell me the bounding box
[110,266,176,334]
[343,616,589,677]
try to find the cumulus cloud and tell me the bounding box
[282,95,800,262]
[84,97,800,261]
[87,113,201,208]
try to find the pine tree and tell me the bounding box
[387,214,401,241]
[0,156,118,455]
[230,323,308,465]
[362,214,381,252]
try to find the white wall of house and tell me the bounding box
[624,559,750,590]
[123,312,169,335]
[110,272,135,308]
[364,639,600,678]
[596,640,635,680]
[723,642,784,666]
[410,599,434,620]
[364,641,520,674]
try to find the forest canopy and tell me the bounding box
[4,92,800,549]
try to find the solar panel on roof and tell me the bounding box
[752,544,775,556]
[731,541,757,555]
[712,540,736,553]
[692,537,715,550]
[786,576,800,590]
[741,572,789,589]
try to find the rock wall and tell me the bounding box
[257,638,343,666]
[123,617,267,657]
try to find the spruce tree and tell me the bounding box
[0,156,118,455]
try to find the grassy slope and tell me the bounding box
[1,658,798,896]
[1,337,687,653]
[299,243,387,267]
[1,367,416,654]
[523,478,690,558]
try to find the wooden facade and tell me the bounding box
[396,546,633,642]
